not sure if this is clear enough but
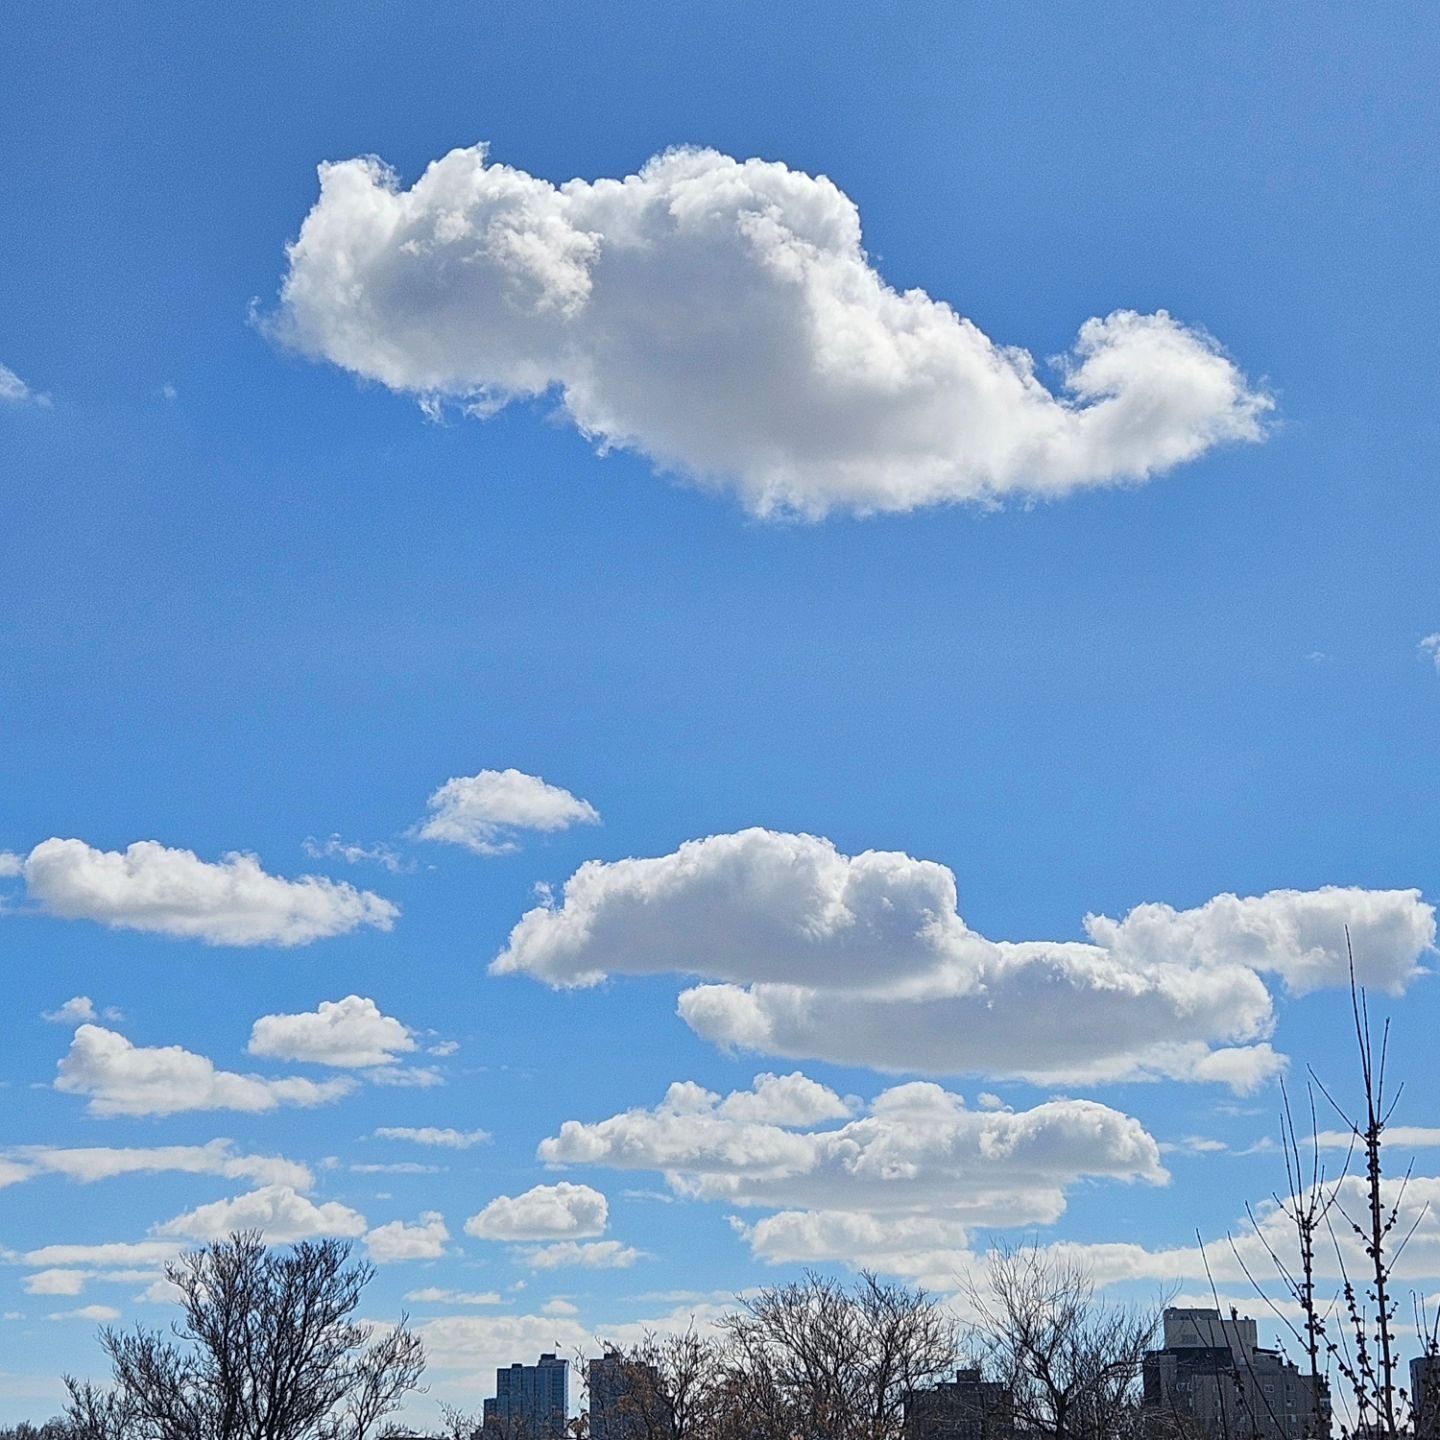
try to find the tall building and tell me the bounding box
[483,1353,569,1440]
[589,1350,672,1440]
[904,1368,1013,1440]
[1142,1308,1328,1440]
[1413,1354,1440,1440]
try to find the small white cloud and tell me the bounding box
[404,1286,503,1305]
[248,995,417,1069]
[428,1040,460,1057]
[542,1298,579,1316]
[20,837,398,946]
[366,1211,449,1263]
[522,1240,641,1271]
[22,1241,181,1269]
[9,1140,311,1190]
[417,769,599,856]
[0,851,23,877]
[56,1024,355,1117]
[0,362,51,408]
[465,1182,608,1241]
[42,997,97,1025]
[1421,634,1440,670]
[46,1305,120,1323]
[274,144,1269,520]
[160,383,178,401]
[25,1270,88,1296]
[374,1125,491,1149]
[154,1184,367,1243]
[365,1064,444,1088]
[350,1162,445,1175]
[302,835,412,873]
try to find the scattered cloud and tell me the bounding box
[522,1240,642,1271]
[1317,1125,1440,1150]
[303,835,412,874]
[541,1072,1164,1260]
[542,1298,579,1316]
[275,144,1269,520]
[42,996,97,1024]
[366,1211,450,1263]
[55,1024,356,1117]
[46,1306,121,1323]
[374,1126,491,1149]
[1,1140,312,1190]
[495,828,1434,1088]
[405,1287,503,1306]
[25,1270,88,1297]
[0,362,50,408]
[350,1162,445,1175]
[21,1242,181,1269]
[417,769,600,856]
[248,995,418,1068]
[1420,635,1440,670]
[465,1182,608,1241]
[0,851,23,877]
[153,1184,367,1243]
[18,838,398,946]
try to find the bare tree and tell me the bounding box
[967,1244,1158,1440]
[716,1270,958,1440]
[65,1231,424,1440]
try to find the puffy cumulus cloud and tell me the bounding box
[374,1125,491,1149]
[56,1024,355,1117]
[417,769,600,856]
[2,1140,311,1190]
[366,1211,450,1263]
[0,850,24,876]
[19,838,398,946]
[496,829,1434,1088]
[539,1073,1164,1242]
[0,362,50,407]
[41,997,97,1024]
[248,995,417,1068]
[274,144,1269,520]
[522,1240,642,1270]
[154,1185,367,1243]
[465,1182,608,1241]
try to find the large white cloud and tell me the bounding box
[540,1072,1164,1238]
[417,769,600,856]
[274,144,1270,520]
[19,838,398,946]
[248,995,417,1068]
[494,828,1434,1088]
[464,1182,608,1241]
[153,1184,367,1243]
[56,1024,355,1117]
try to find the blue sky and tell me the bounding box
[2,0,1439,1423]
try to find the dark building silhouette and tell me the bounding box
[1142,1309,1327,1440]
[1413,1354,1440,1440]
[589,1350,672,1440]
[483,1353,569,1440]
[905,1368,1013,1440]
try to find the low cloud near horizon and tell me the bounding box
[274,144,1270,519]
